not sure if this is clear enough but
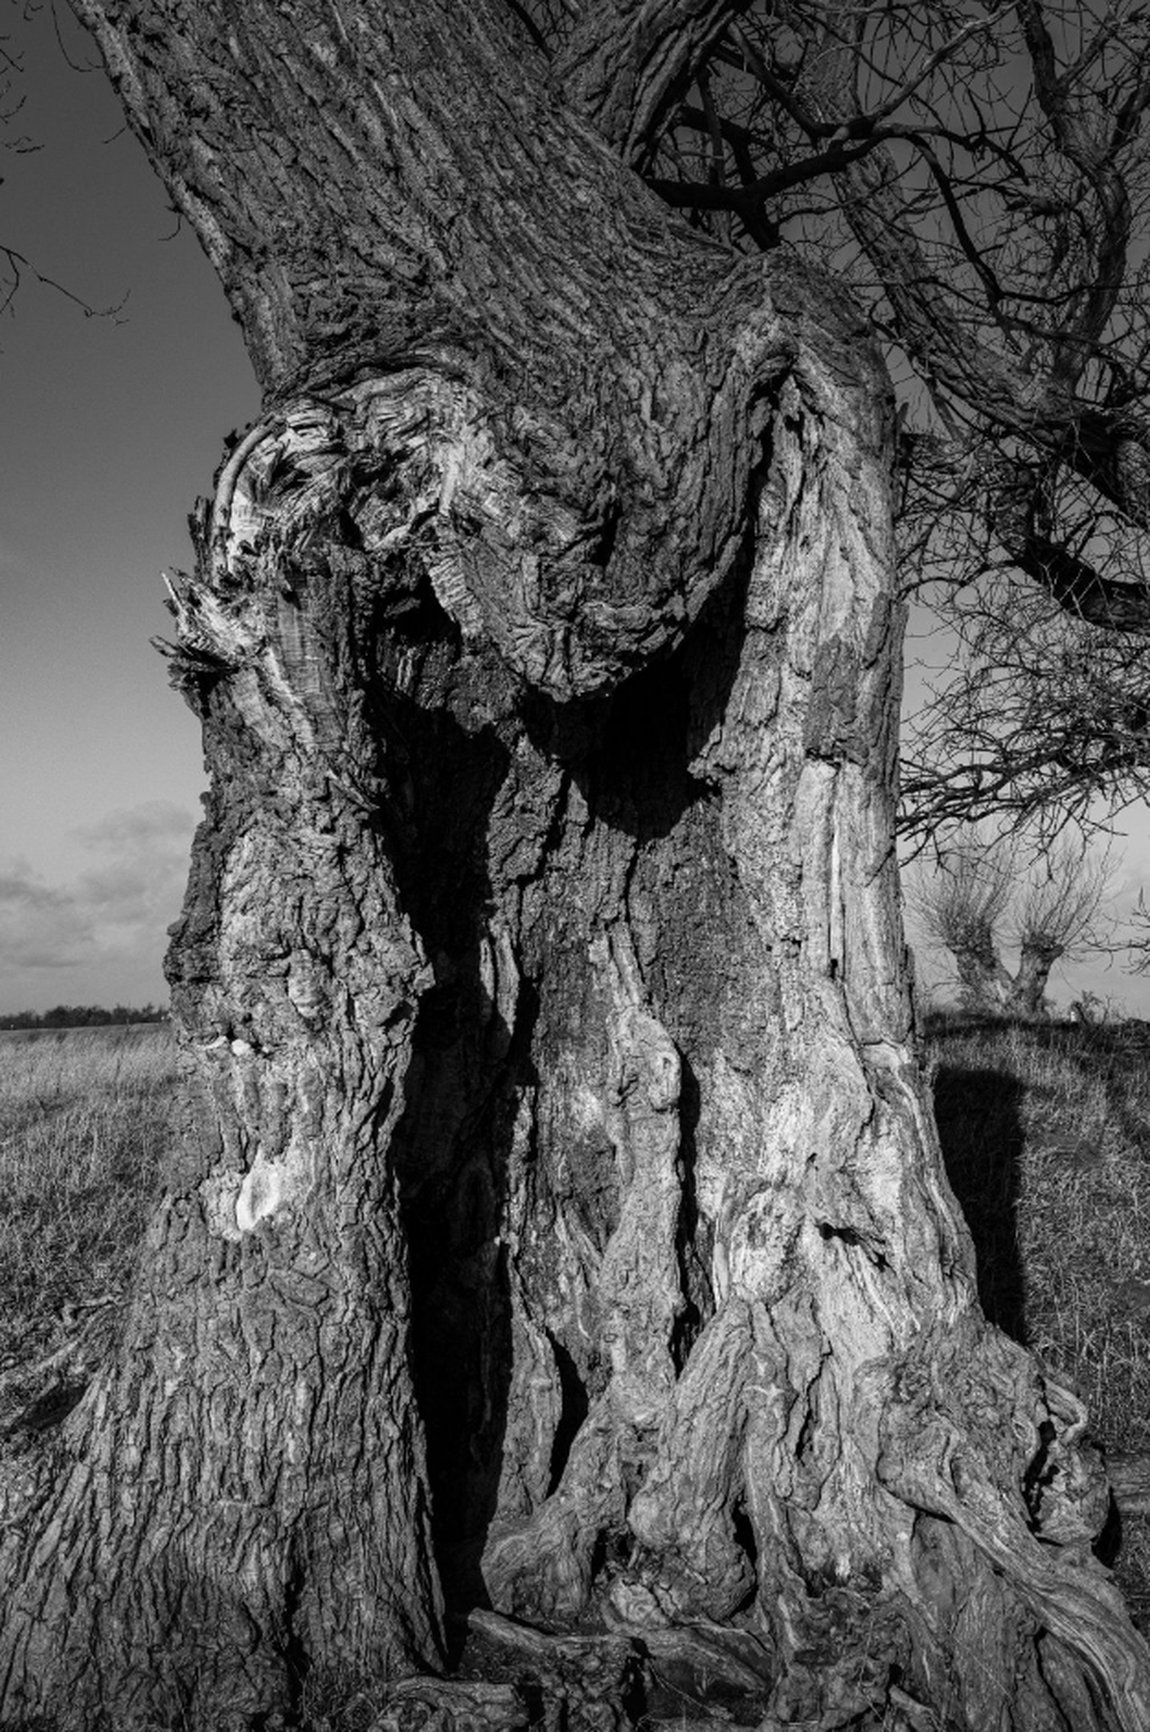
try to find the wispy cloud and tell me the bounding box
[74,802,195,852]
[0,800,195,988]
[0,865,97,968]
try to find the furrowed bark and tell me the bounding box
[0,403,445,1724]
[554,0,752,163]
[3,2,1149,1727]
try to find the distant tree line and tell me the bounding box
[0,1003,168,1030]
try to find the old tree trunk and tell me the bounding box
[3,3,1149,1728]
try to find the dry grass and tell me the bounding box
[0,1024,177,1374]
[927,1010,1150,1628]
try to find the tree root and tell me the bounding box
[383,1607,947,1731]
[879,1336,1150,1732]
[452,1607,775,1730]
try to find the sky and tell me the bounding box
[0,5,1147,1017]
[0,2,258,1011]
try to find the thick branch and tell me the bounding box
[1002,533,1150,632]
[66,0,809,704]
[1017,0,1142,389]
[992,458,1150,631]
[646,123,908,209]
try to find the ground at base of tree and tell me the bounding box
[3,1016,1150,1727]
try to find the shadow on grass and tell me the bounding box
[925,1009,1150,1167]
[932,1060,1027,1342]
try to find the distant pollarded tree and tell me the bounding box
[910,834,1110,1017]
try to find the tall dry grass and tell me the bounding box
[0,1024,177,1373]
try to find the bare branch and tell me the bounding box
[647,120,917,208]
[0,243,125,323]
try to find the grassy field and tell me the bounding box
[1,1013,1149,1665]
[0,1024,177,1380]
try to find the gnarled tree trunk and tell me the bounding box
[949,933,1060,1021]
[2,3,1148,1728]
[1008,938,1063,1019]
[950,928,1017,1018]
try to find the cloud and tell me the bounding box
[0,801,196,988]
[0,868,71,912]
[74,800,196,851]
[0,861,97,968]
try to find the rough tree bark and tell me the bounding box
[2,3,1149,1728]
[1009,940,1061,1019]
[949,930,1017,1020]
